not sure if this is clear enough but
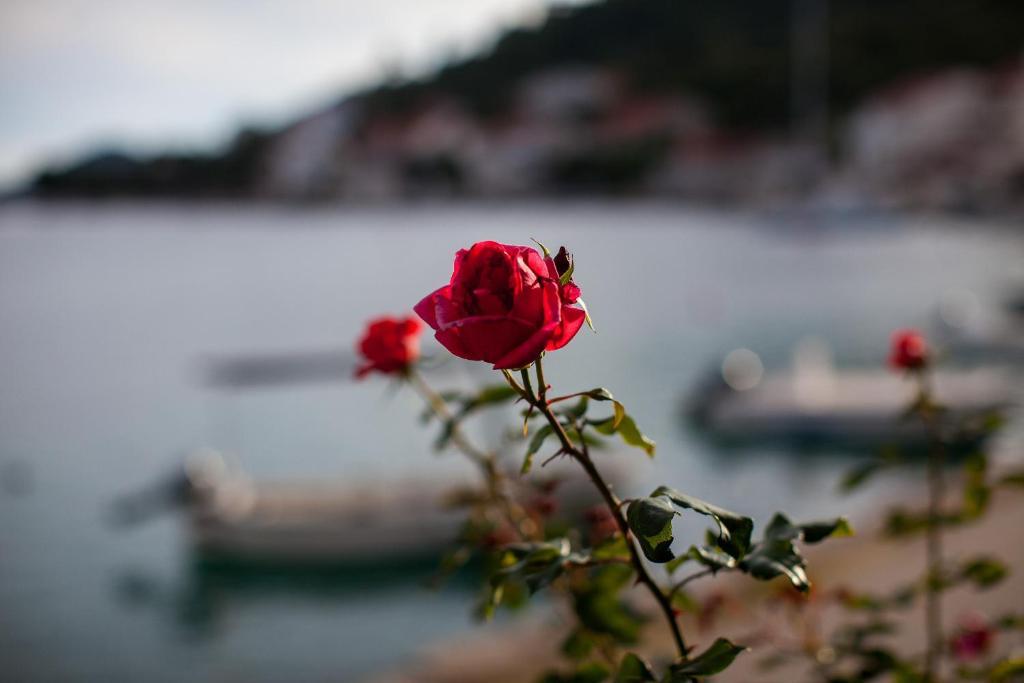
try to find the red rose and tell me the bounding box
[355,315,422,379]
[888,329,929,371]
[414,241,586,370]
[949,613,994,661]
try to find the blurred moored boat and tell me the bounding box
[114,450,615,566]
[689,343,1012,449]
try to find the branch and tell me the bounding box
[408,369,536,540]
[502,357,690,660]
[669,568,717,601]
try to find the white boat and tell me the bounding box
[690,343,1013,448]
[116,450,618,566]
[184,456,466,564]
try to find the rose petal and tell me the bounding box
[450,247,472,286]
[414,286,449,330]
[547,306,587,351]
[511,276,562,326]
[434,329,476,361]
[453,316,534,362]
[516,247,547,278]
[492,321,559,369]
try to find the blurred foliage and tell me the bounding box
[756,363,1020,682]
[364,0,1024,128]
[32,0,1024,197]
[405,361,854,682]
[33,128,273,199]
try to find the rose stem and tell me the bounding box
[917,370,945,682]
[407,368,535,539]
[506,356,689,661]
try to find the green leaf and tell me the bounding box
[591,563,634,592]
[962,452,990,518]
[840,460,887,493]
[614,653,656,682]
[574,586,644,644]
[577,297,596,332]
[613,402,626,429]
[665,554,691,575]
[667,638,747,679]
[739,539,810,592]
[584,388,625,426]
[884,507,928,536]
[593,414,655,456]
[975,410,1006,435]
[990,657,1024,682]
[466,383,519,409]
[687,545,737,571]
[539,663,610,683]
[616,415,655,456]
[798,517,854,543]
[762,513,800,541]
[561,629,596,660]
[493,538,572,595]
[840,584,918,613]
[531,237,552,258]
[560,396,590,420]
[651,487,753,558]
[999,469,1024,488]
[522,424,555,474]
[559,257,576,286]
[592,536,631,561]
[572,663,610,683]
[626,496,676,563]
[433,420,455,451]
[995,613,1024,631]
[479,582,503,621]
[961,556,1007,588]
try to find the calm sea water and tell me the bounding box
[0,202,1020,681]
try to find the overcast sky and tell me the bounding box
[0,0,582,189]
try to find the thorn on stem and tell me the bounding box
[540,449,567,468]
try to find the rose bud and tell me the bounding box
[354,315,422,379]
[888,329,929,371]
[584,504,618,543]
[480,524,517,549]
[528,495,558,518]
[414,241,587,370]
[550,246,581,304]
[949,613,995,661]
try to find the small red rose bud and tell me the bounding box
[949,613,995,661]
[354,315,422,379]
[529,495,558,518]
[481,524,517,549]
[888,329,929,371]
